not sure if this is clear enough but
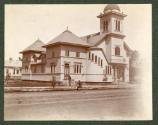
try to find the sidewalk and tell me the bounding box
[4,83,138,92]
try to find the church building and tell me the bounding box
[20,4,132,84]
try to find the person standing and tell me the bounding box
[68,75,71,86]
[77,80,82,90]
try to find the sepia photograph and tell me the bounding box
[4,4,152,120]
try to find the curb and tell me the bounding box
[4,86,135,93]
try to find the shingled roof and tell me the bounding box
[20,39,46,53]
[81,32,107,46]
[44,30,92,47]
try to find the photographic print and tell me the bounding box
[4,4,152,120]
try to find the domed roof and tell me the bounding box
[104,4,120,13]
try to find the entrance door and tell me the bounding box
[117,67,124,81]
[64,63,70,80]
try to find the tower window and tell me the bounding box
[118,21,120,31]
[103,20,108,32]
[115,20,121,31]
[115,46,120,56]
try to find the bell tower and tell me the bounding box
[97,4,127,36]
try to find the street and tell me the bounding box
[4,88,144,120]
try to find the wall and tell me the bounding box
[86,49,112,82]
[60,45,87,82]
[4,67,22,79]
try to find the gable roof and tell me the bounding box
[81,32,107,46]
[44,30,92,47]
[20,39,46,53]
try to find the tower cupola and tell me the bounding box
[97,4,127,35]
[104,4,120,13]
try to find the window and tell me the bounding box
[115,20,120,31]
[95,55,97,63]
[103,20,108,32]
[76,52,80,58]
[51,63,56,74]
[92,53,94,61]
[106,66,111,75]
[118,21,120,31]
[98,57,100,65]
[101,59,103,67]
[88,52,91,59]
[115,46,120,56]
[65,50,69,56]
[115,20,117,31]
[16,69,19,74]
[13,68,15,74]
[74,63,82,74]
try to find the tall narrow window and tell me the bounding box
[16,69,19,74]
[51,63,56,74]
[116,20,121,31]
[79,64,81,73]
[106,66,111,75]
[115,20,118,31]
[74,63,81,74]
[101,59,103,67]
[115,46,120,56]
[76,52,80,58]
[95,55,97,63]
[109,66,111,74]
[13,68,15,74]
[92,53,94,61]
[88,52,91,59]
[65,50,69,57]
[118,21,120,31]
[98,57,100,65]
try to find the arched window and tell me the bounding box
[115,46,120,56]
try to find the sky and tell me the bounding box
[5,4,152,60]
